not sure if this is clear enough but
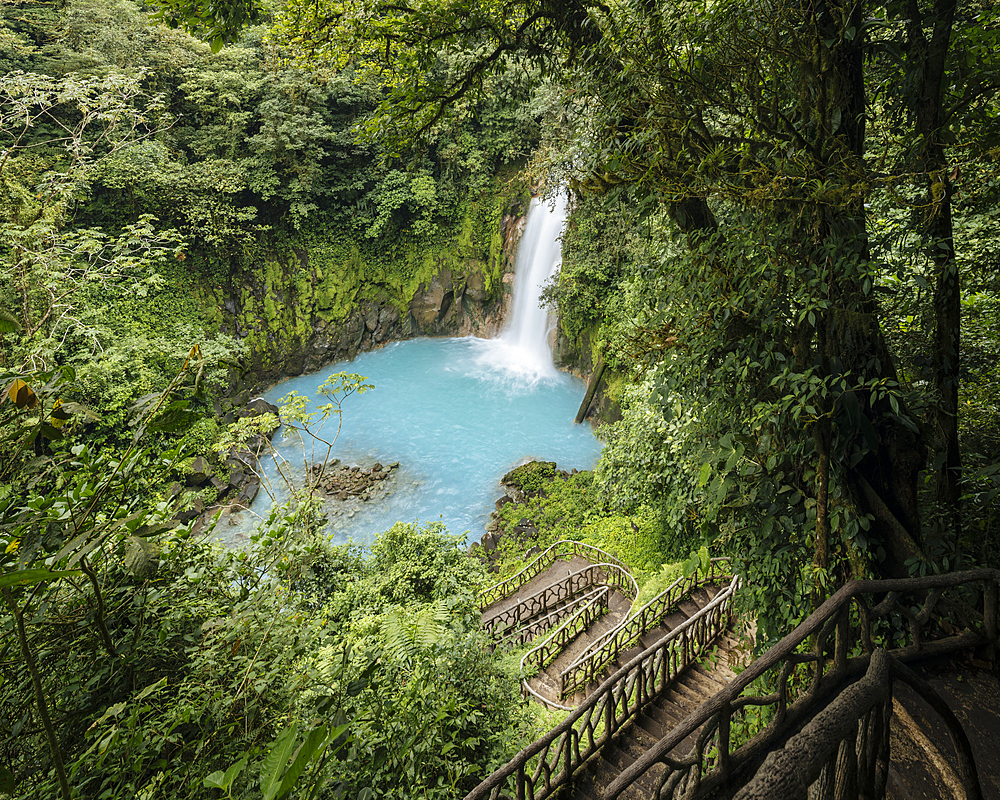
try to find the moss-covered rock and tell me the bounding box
[501,460,558,495]
[226,177,531,386]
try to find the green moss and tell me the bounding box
[228,173,530,379]
[502,460,557,493]
[491,468,682,599]
[602,370,628,406]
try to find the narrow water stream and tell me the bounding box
[218,194,601,547]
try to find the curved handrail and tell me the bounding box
[496,588,604,651]
[478,540,632,609]
[559,558,732,699]
[483,560,637,644]
[513,561,637,687]
[464,572,741,800]
[605,567,1000,800]
[520,585,612,710]
[483,563,619,640]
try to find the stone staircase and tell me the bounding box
[570,628,745,799]
[480,553,599,646]
[469,548,740,800]
[472,554,1000,800]
[524,587,634,707]
[479,544,638,655]
[526,584,733,710]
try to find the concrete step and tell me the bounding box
[497,592,604,644]
[683,665,726,694]
[484,575,608,635]
[639,624,672,650]
[480,554,594,617]
[663,610,689,630]
[678,598,701,618]
[691,586,713,607]
[691,662,731,691]
[563,613,742,798]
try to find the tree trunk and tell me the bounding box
[906,0,962,546]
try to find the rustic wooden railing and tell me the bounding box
[496,590,605,651]
[733,648,894,800]
[733,648,983,800]
[478,540,631,609]
[482,562,633,644]
[465,571,740,800]
[605,568,999,800]
[559,558,732,700]
[521,586,611,682]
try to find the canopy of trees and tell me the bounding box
[254,0,1000,624]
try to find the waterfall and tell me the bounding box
[472,192,568,386]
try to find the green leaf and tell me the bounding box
[222,755,249,789]
[858,413,879,450]
[275,725,331,799]
[0,567,82,588]
[60,401,100,422]
[261,724,299,800]
[203,771,227,790]
[0,764,15,792]
[205,754,249,791]
[39,423,63,441]
[698,462,712,487]
[136,678,167,701]
[0,310,22,334]
[149,399,201,433]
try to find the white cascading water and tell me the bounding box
[473,192,568,385]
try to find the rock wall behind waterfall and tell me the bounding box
[220,187,530,394]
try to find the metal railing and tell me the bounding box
[478,540,631,610]
[605,568,999,800]
[465,571,740,800]
[559,559,732,700]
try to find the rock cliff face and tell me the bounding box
[226,196,529,388]
[552,324,622,423]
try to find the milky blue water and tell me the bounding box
[214,193,602,548]
[240,336,601,545]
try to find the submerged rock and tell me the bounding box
[308,459,399,503]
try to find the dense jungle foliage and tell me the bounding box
[266,0,1000,627]
[0,0,544,796]
[2,0,1000,796]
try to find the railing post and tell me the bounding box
[604,689,615,745]
[834,605,849,674]
[564,728,573,784]
[718,700,732,778]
